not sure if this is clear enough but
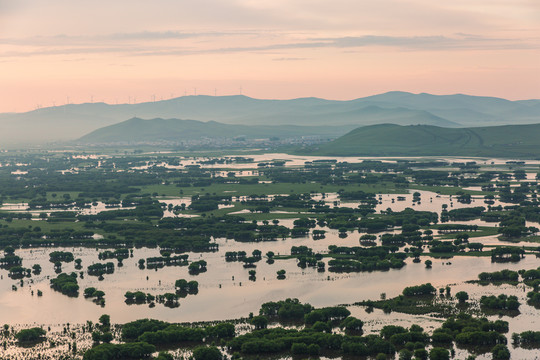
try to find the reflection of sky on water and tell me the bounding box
[1,240,539,330]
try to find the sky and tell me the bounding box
[0,0,539,112]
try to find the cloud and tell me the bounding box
[0,32,537,58]
[273,57,308,61]
[0,0,21,13]
[201,34,540,54]
[0,31,248,46]
[314,34,514,51]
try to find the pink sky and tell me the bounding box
[1,0,539,112]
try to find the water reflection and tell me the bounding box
[1,240,539,327]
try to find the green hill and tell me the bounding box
[77,117,357,144]
[310,123,540,158]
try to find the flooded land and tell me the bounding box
[0,151,540,359]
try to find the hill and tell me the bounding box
[310,123,540,158]
[77,117,356,144]
[1,92,538,144]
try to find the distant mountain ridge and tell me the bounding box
[309,123,540,158]
[0,91,539,144]
[77,117,356,144]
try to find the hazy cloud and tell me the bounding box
[273,57,308,61]
[0,31,248,46]
[316,34,531,51]
[2,1,538,59]
[1,32,537,58]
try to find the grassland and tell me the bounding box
[309,123,540,158]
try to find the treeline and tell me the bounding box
[72,287,516,359]
[326,245,406,273]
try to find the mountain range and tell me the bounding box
[77,117,356,144]
[1,92,539,144]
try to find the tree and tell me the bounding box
[250,316,268,329]
[456,291,469,304]
[124,291,135,301]
[155,352,174,360]
[414,348,428,360]
[99,314,110,331]
[429,347,449,360]
[92,331,101,342]
[399,348,413,360]
[15,327,46,342]
[83,342,155,360]
[291,342,309,354]
[308,343,320,355]
[175,279,188,291]
[50,272,79,296]
[312,321,331,333]
[207,323,235,338]
[402,283,436,296]
[188,280,199,293]
[340,316,364,332]
[32,264,42,274]
[100,332,113,343]
[491,344,510,360]
[134,291,146,303]
[425,259,432,268]
[84,287,97,298]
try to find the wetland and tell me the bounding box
[1,151,540,359]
